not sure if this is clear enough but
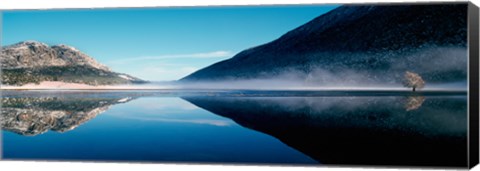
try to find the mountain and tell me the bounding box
[2,41,110,70]
[1,41,146,86]
[181,4,468,85]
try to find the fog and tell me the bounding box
[138,46,468,91]
[172,81,467,91]
[139,79,467,91]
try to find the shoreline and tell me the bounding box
[0,88,468,96]
[0,81,468,94]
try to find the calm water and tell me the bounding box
[1,90,468,167]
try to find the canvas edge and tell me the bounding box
[0,1,469,12]
[0,10,4,161]
[0,1,475,169]
[468,1,480,169]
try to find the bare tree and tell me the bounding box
[403,71,425,92]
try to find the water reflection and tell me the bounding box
[404,96,426,111]
[0,91,468,167]
[182,96,467,167]
[1,96,133,136]
[103,97,234,126]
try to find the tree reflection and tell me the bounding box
[404,96,426,111]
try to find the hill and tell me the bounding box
[1,41,146,86]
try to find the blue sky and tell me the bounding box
[2,5,339,81]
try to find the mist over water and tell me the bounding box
[161,46,468,90]
[170,76,467,91]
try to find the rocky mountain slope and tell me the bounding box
[181,4,468,85]
[2,41,110,70]
[1,41,146,86]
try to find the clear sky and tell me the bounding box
[2,5,339,81]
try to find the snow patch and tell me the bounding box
[57,44,79,51]
[117,97,132,103]
[118,74,134,80]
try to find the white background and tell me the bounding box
[0,0,479,170]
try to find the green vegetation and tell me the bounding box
[1,66,146,86]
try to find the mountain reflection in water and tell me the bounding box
[183,95,467,167]
[1,91,467,167]
[1,95,134,136]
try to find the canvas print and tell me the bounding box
[0,2,476,168]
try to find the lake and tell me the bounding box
[1,90,468,167]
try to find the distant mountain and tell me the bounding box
[181,4,468,85]
[1,41,146,86]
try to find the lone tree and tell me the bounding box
[403,71,425,92]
